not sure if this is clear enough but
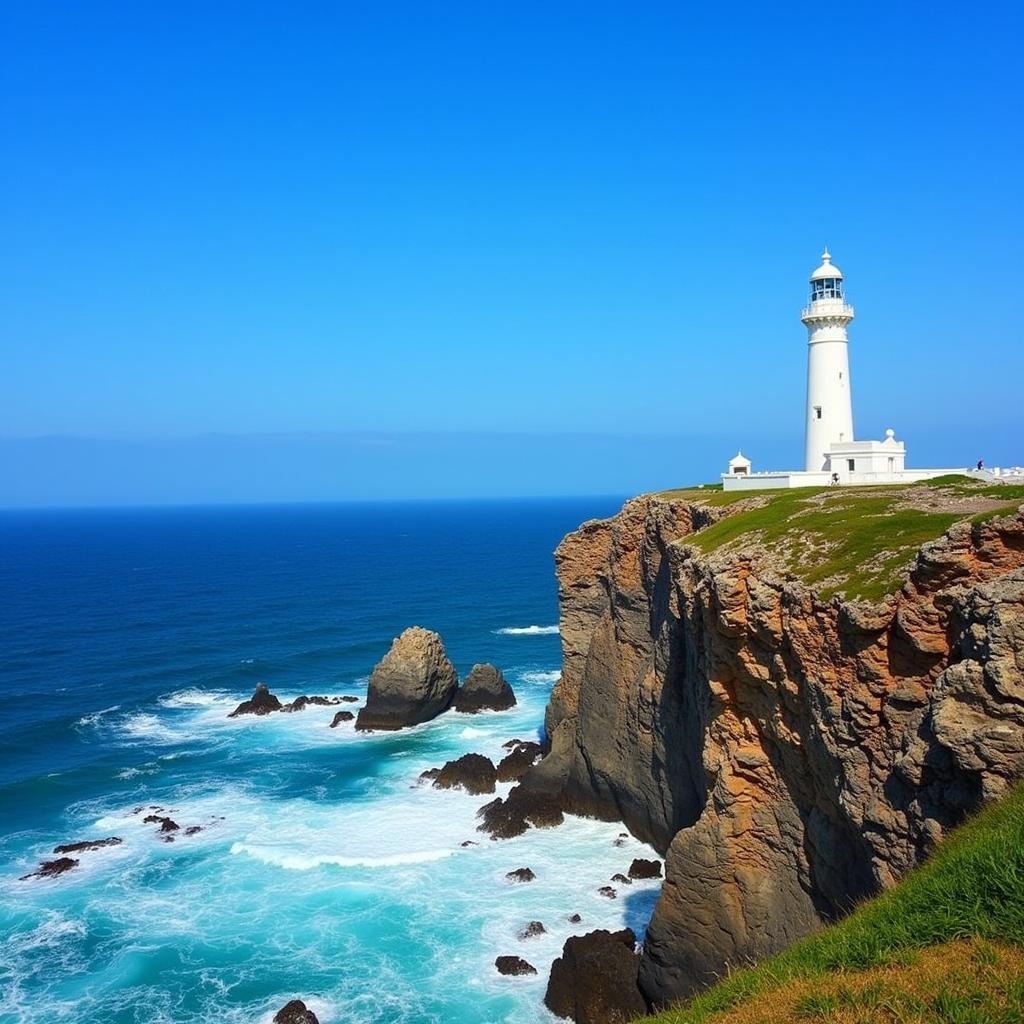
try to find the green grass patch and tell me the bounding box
[644,783,1024,1024]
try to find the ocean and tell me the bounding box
[0,499,662,1024]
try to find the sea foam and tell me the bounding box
[494,625,560,636]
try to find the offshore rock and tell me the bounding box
[477,784,564,839]
[496,741,543,782]
[355,627,458,731]
[452,664,516,713]
[505,867,536,883]
[329,710,355,727]
[228,682,282,717]
[496,955,537,976]
[544,928,647,1024]
[273,1000,319,1024]
[537,493,1024,1008]
[53,837,122,854]
[432,753,498,795]
[519,920,547,939]
[20,856,79,880]
[627,858,662,879]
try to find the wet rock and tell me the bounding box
[496,955,537,976]
[228,682,283,718]
[496,741,543,782]
[53,837,121,854]
[355,627,458,731]
[519,920,547,939]
[452,664,516,714]
[545,928,647,1023]
[143,815,180,833]
[433,753,497,795]
[477,784,564,839]
[273,999,319,1024]
[503,738,525,750]
[329,710,355,727]
[613,833,629,848]
[568,913,582,924]
[611,873,631,885]
[184,826,203,836]
[340,695,359,703]
[283,695,345,713]
[627,858,661,880]
[460,840,478,847]
[419,768,442,782]
[20,857,79,880]
[506,867,536,883]
[598,886,617,899]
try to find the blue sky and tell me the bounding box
[2,2,1022,504]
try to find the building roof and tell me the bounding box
[810,248,844,281]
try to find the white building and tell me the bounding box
[722,250,969,491]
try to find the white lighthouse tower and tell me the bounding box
[802,249,854,471]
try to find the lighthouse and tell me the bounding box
[719,248,971,491]
[801,249,854,472]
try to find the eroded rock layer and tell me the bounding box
[533,494,1024,1008]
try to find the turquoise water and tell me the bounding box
[0,500,661,1024]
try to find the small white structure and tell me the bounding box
[723,250,966,491]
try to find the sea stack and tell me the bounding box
[355,627,459,731]
[452,663,516,713]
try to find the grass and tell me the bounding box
[644,784,1024,1024]
[652,482,1021,602]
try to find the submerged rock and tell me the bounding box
[496,955,537,976]
[611,873,631,885]
[53,837,121,854]
[355,627,458,731]
[496,741,543,782]
[282,695,343,713]
[519,920,547,939]
[545,928,647,1023]
[452,664,516,714]
[627,858,662,880]
[329,710,355,727]
[228,682,282,718]
[273,999,319,1024]
[598,886,617,899]
[432,753,497,795]
[505,867,536,883]
[20,856,79,880]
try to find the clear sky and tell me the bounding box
[2,2,1022,505]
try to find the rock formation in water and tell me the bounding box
[228,682,283,717]
[545,928,647,1024]
[19,856,79,880]
[355,627,459,731]
[496,740,543,781]
[519,491,1024,1012]
[432,753,498,795]
[273,1000,319,1024]
[53,837,122,854]
[452,663,516,713]
[496,955,537,976]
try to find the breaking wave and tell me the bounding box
[494,625,559,636]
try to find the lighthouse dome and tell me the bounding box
[810,248,844,281]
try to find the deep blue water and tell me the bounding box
[0,499,661,1024]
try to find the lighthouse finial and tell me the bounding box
[822,246,831,263]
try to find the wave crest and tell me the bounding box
[230,842,455,870]
[494,625,559,636]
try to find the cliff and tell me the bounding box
[531,481,1024,1009]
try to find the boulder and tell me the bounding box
[53,837,121,854]
[627,858,662,880]
[419,768,442,782]
[519,920,547,939]
[611,873,631,885]
[545,929,647,1023]
[329,710,355,727]
[568,913,582,924]
[432,753,498,795]
[505,867,536,883]
[20,857,79,881]
[273,999,319,1024]
[477,784,564,839]
[228,682,282,717]
[452,664,516,714]
[496,741,543,782]
[598,886,617,899]
[355,627,458,731]
[496,955,537,976]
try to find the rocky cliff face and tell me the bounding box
[537,493,1024,1008]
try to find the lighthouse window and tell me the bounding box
[847,459,856,472]
[814,406,822,419]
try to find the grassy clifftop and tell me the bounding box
[645,783,1024,1024]
[655,477,1024,602]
